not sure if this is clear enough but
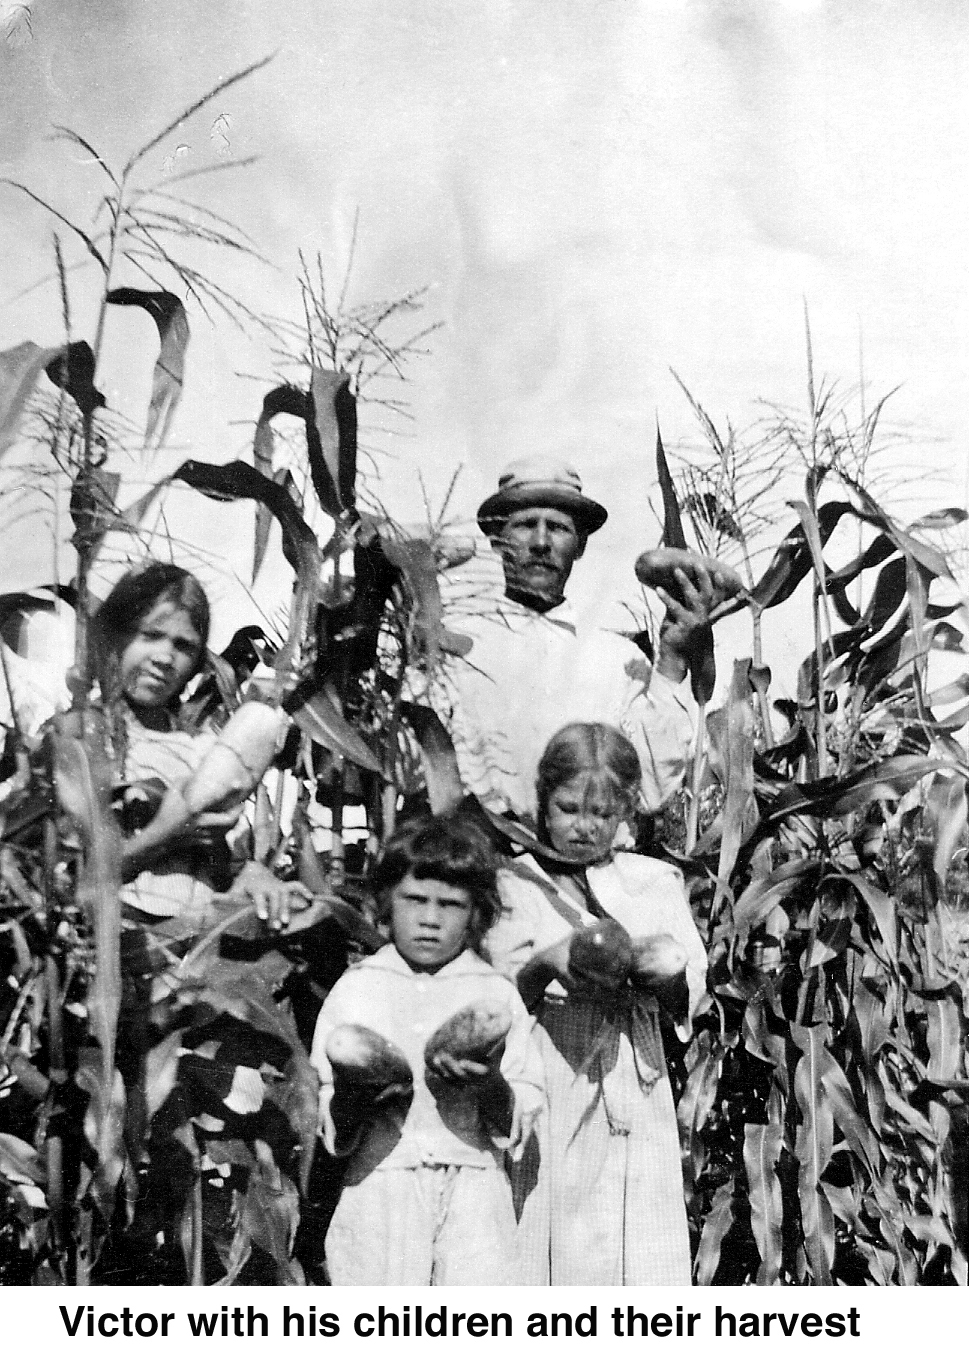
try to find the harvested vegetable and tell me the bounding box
[634,547,745,603]
[567,919,634,990]
[325,1024,413,1092]
[424,1001,511,1067]
[182,699,286,815]
[630,933,687,985]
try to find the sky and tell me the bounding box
[1,0,967,698]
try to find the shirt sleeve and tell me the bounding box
[662,868,708,1036]
[309,976,363,1158]
[620,664,695,812]
[493,979,545,1153]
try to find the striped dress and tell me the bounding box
[485,851,707,1285]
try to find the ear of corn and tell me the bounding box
[182,700,286,815]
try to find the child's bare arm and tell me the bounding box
[515,934,573,1009]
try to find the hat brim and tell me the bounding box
[477,484,608,536]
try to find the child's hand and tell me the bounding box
[425,1050,496,1088]
[232,861,313,932]
[425,1052,515,1140]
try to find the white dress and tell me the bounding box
[486,851,707,1285]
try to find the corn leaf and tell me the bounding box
[824,871,898,969]
[172,459,321,587]
[53,732,122,1090]
[285,684,381,773]
[251,385,307,582]
[240,1139,301,1272]
[382,535,471,672]
[744,1084,785,1285]
[768,755,968,826]
[655,426,687,549]
[925,772,968,894]
[909,507,968,531]
[106,288,189,449]
[790,1023,835,1284]
[399,701,465,814]
[694,1177,735,1285]
[749,502,853,610]
[307,368,356,519]
[43,340,105,417]
[718,857,821,953]
[655,426,717,703]
[846,476,953,582]
[825,533,896,594]
[0,342,59,460]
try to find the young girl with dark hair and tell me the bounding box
[486,721,707,1285]
[310,814,543,1285]
[96,561,307,928]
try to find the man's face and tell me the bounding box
[496,506,583,608]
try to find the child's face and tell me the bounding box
[119,598,201,711]
[545,773,625,864]
[389,873,474,971]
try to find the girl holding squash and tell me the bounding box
[486,721,707,1284]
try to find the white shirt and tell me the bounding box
[432,596,695,819]
[310,944,544,1177]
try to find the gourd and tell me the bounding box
[424,1001,512,1067]
[325,1024,413,1092]
[630,933,687,985]
[567,920,634,990]
[634,547,745,603]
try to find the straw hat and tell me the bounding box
[476,456,608,537]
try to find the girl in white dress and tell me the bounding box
[486,722,707,1284]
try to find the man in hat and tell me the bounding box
[434,456,719,821]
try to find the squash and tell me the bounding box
[634,547,745,604]
[630,933,687,986]
[568,919,634,990]
[325,1024,413,1092]
[424,1001,511,1067]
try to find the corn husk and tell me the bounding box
[182,700,285,815]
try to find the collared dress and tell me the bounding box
[432,595,694,820]
[485,851,707,1285]
[310,944,545,1286]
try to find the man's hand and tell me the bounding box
[636,549,743,684]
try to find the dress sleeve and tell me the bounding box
[663,868,708,1029]
[484,870,565,983]
[620,663,695,812]
[493,981,545,1154]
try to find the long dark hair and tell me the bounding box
[371,814,501,953]
[93,562,210,701]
